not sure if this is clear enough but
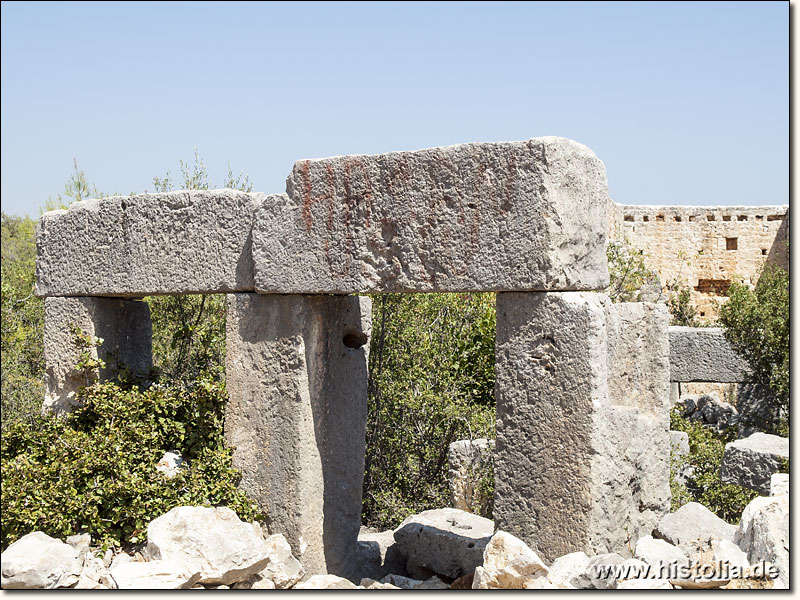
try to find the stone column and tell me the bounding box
[43,297,153,414]
[494,293,670,561]
[224,293,371,579]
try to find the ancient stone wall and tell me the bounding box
[608,203,789,321]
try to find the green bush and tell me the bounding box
[1,368,262,551]
[669,407,759,523]
[667,285,699,326]
[606,240,659,303]
[362,292,496,529]
[719,261,789,418]
[1,213,45,427]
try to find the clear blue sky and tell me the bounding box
[1,1,788,216]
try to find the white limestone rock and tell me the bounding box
[548,551,591,588]
[293,574,362,589]
[0,531,82,589]
[259,533,304,589]
[393,508,493,579]
[109,559,203,589]
[770,473,789,497]
[720,433,789,494]
[155,450,187,478]
[734,494,789,588]
[471,531,549,589]
[634,535,689,576]
[143,506,273,586]
[655,502,736,546]
[616,578,673,589]
[378,573,450,590]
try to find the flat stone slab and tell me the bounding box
[719,433,789,494]
[253,137,609,293]
[36,189,276,297]
[393,508,494,579]
[654,502,736,547]
[669,327,749,382]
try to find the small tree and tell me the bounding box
[719,261,789,418]
[606,240,659,303]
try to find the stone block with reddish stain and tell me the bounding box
[253,137,609,294]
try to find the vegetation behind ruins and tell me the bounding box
[362,292,496,529]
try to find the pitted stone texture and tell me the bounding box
[669,327,749,382]
[393,508,494,580]
[36,189,275,297]
[719,433,789,494]
[253,137,609,294]
[224,293,371,580]
[734,494,789,588]
[43,297,152,414]
[447,438,494,514]
[495,293,670,562]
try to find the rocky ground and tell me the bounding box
[1,477,789,590]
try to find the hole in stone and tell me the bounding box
[656,214,665,221]
[343,330,368,349]
[726,237,738,251]
[707,214,715,221]
[674,215,682,222]
[467,542,475,548]
[762,249,767,255]
[722,215,731,221]
[642,215,649,222]
[768,214,785,221]
[688,215,696,222]
[624,215,634,222]
[738,215,747,221]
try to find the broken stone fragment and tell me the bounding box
[0,531,82,589]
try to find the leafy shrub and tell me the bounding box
[667,285,699,326]
[1,213,45,427]
[606,240,660,303]
[719,262,789,417]
[362,293,496,529]
[1,374,262,551]
[669,407,759,523]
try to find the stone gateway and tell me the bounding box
[36,137,671,576]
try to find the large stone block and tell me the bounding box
[43,297,152,414]
[36,189,276,297]
[669,327,749,382]
[224,293,371,580]
[719,433,789,494]
[253,137,609,294]
[494,293,670,562]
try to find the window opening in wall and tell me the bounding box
[642,215,649,222]
[738,215,747,221]
[767,214,785,221]
[688,215,696,222]
[700,311,705,317]
[656,214,664,221]
[707,214,716,221]
[674,216,682,222]
[624,215,634,222]
[726,238,738,251]
[755,215,764,220]
[722,215,731,222]
[695,279,732,296]
[762,249,767,256]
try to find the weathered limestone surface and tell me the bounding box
[43,296,152,414]
[253,137,610,294]
[36,189,276,297]
[595,301,671,554]
[654,502,736,547]
[719,433,789,494]
[224,293,371,580]
[494,293,670,562]
[393,508,494,580]
[669,327,749,382]
[447,438,494,514]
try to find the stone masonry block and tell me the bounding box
[43,297,152,414]
[36,189,278,297]
[494,293,670,562]
[253,137,609,294]
[669,326,749,382]
[224,293,371,580]
[720,432,789,494]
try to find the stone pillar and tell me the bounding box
[224,293,371,580]
[494,293,670,561]
[43,297,153,414]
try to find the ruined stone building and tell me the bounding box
[608,203,789,320]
